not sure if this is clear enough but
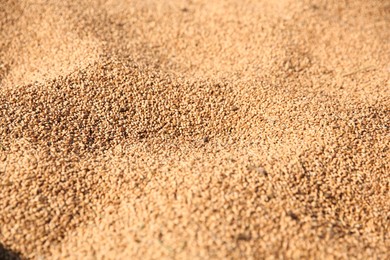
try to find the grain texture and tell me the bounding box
[0,0,389,259]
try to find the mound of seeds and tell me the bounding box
[0,0,389,259]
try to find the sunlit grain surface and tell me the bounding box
[0,0,389,259]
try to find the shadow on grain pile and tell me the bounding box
[0,243,21,260]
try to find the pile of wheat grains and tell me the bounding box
[0,0,389,259]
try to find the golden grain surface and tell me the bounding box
[0,0,389,259]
